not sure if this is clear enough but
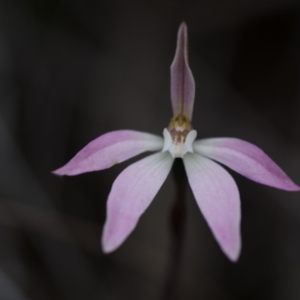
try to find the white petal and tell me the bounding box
[183,130,197,154]
[102,152,174,252]
[194,138,300,191]
[183,153,241,261]
[53,130,163,175]
[162,128,173,152]
[162,128,197,158]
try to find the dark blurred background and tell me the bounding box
[0,0,300,299]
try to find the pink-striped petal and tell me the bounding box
[102,152,174,253]
[183,153,241,261]
[194,138,300,191]
[171,22,195,119]
[53,130,163,176]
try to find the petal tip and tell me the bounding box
[52,167,65,176]
[227,246,241,263]
[281,182,300,192]
[178,21,187,32]
[220,235,241,262]
[176,22,188,50]
[101,226,124,254]
[277,176,300,191]
[51,165,76,176]
[101,238,116,254]
[262,175,300,192]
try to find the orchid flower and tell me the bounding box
[54,22,300,262]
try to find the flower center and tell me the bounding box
[162,113,197,158]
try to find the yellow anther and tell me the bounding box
[167,113,193,143]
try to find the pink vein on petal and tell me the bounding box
[53,130,163,176]
[194,138,300,191]
[102,152,174,253]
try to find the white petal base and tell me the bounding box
[162,128,197,158]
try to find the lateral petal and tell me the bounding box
[53,130,163,175]
[183,153,241,261]
[102,152,174,253]
[171,22,195,119]
[194,138,300,191]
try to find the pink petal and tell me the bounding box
[194,138,300,191]
[102,152,174,253]
[171,22,195,119]
[53,130,163,175]
[183,153,241,261]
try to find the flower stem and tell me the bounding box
[162,158,187,300]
